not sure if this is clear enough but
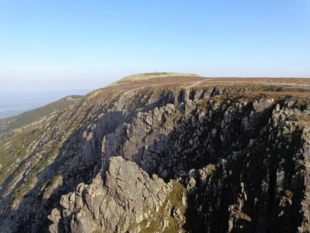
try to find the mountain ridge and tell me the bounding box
[0,74,310,233]
[0,95,82,141]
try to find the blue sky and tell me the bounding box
[0,0,309,92]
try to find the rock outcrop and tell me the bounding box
[48,157,185,233]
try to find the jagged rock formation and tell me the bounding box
[49,157,186,233]
[0,74,310,233]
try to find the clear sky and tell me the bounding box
[0,0,309,92]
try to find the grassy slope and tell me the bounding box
[0,95,82,140]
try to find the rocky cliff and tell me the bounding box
[0,73,310,233]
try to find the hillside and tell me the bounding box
[0,110,27,119]
[0,95,82,141]
[0,73,310,233]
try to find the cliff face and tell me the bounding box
[0,75,310,233]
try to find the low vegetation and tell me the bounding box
[0,95,82,141]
